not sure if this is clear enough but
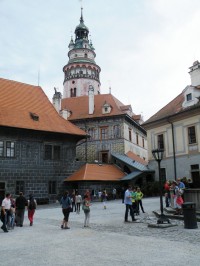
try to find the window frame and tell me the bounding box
[136,132,139,145]
[100,127,108,140]
[0,140,15,158]
[44,144,61,160]
[188,126,197,144]
[48,181,57,195]
[128,128,132,142]
[88,128,97,140]
[157,134,164,149]
[186,93,192,101]
[113,125,121,138]
[16,181,25,195]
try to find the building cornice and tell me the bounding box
[143,104,200,130]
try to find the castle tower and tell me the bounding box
[63,8,101,98]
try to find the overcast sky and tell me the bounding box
[1,0,200,121]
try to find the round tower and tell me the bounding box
[63,8,101,98]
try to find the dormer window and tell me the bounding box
[102,102,112,114]
[30,112,39,121]
[186,93,192,101]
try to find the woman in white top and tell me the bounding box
[75,192,82,214]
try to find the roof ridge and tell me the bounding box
[83,163,88,180]
[0,77,40,88]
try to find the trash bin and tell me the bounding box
[182,202,198,229]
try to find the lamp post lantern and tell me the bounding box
[152,148,170,224]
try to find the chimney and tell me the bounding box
[189,60,200,86]
[52,87,62,113]
[88,85,94,114]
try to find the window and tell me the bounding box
[44,144,61,160]
[113,125,121,138]
[54,146,61,160]
[0,141,3,157]
[129,128,132,142]
[49,181,57,194]
[136,133,139,145]
[100,127,108,140]
[16,181,25,195]
[157,134,164,149]
[0,141,15,157]
[45,145,52,159]
[142,137,145,148]
[70,88,76,97]
[191,164,199,170]
[186,93,192,101]
[88,128,97,140]
[188,126,196,144]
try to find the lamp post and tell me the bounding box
[152,148,170,224]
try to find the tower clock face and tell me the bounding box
[72,81,75,84]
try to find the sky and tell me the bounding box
[1,0,200,121]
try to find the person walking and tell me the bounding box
[75,192,82,214]
[71,190,76,212]
[15,192,27,227]
[27,194,37,226]
[172,181,184,215]
[101,190,107,209]
[164,181,171,208]
[112,188,117,200]
[136,187,145,214]
[177,178,186,201]
[131,187,138,215]
[124,186,136,222]
[1,193,11,232]
[82,195,91,227]
[60,191,72,229]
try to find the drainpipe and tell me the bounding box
[167,118,177,180]
[84,120,88,163]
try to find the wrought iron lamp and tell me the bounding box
[152,148,170,224]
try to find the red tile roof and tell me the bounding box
[0,78,86,136]
[61,94,136,120]
[143,92,184,125]
[65,163,125,181]
[126,151,148,165]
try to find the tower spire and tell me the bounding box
[80,7,84,23]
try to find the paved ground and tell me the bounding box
[1,197,200,266]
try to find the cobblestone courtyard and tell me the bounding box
[1,197,200,266]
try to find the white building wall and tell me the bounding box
[123,122,148,161]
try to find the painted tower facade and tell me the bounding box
[63,8,101,98]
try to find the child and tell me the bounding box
[136,187,145,214]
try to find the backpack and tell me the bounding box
[29,199,36,210]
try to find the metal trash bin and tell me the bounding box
[182,202,198,229]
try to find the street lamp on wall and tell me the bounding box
[152,148,170,224]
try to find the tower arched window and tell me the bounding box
[70,89,73,97]
[84,53,88,58]
[74,88,76,97]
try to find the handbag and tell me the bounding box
[82,205,90,212]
